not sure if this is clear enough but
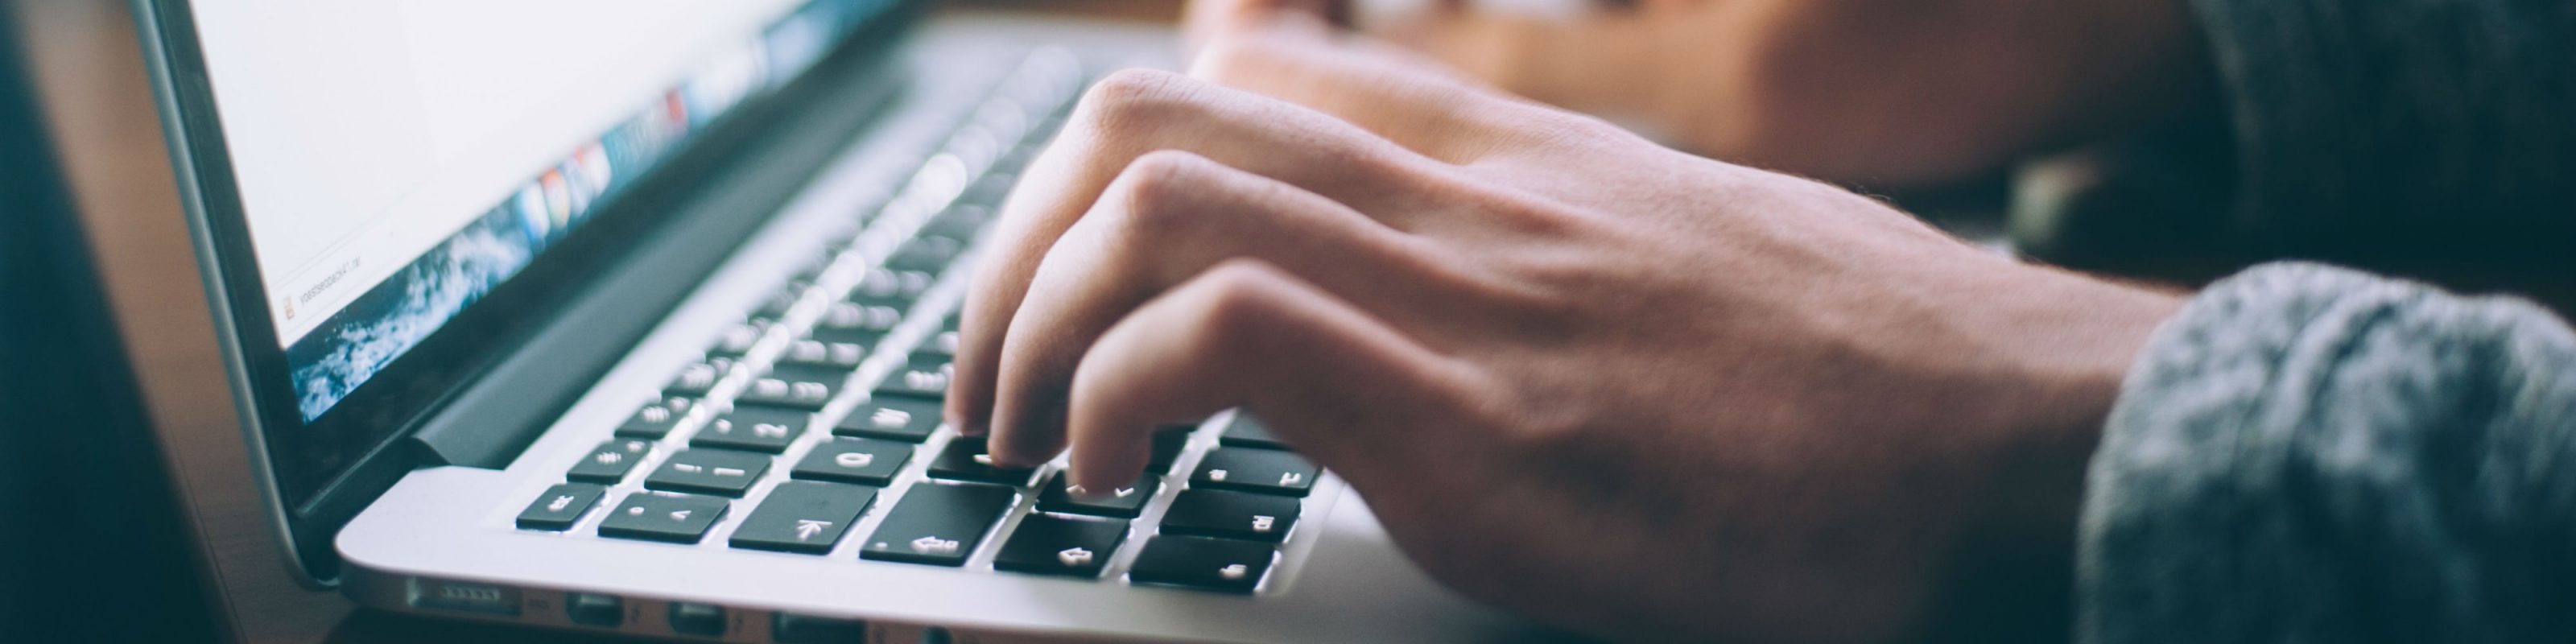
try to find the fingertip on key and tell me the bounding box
[1064,481,1118,504]
[992,430,1062,470]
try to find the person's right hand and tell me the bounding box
[951,9,2182,641]
[1185,0,2216,188]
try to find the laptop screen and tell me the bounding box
[169,0,898,506]
[199,0,856,421]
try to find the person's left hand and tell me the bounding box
[1182,0,2215,188]
[946,7,2179,641]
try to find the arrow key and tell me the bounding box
[993,515,1126,579]
[730,481,878,554]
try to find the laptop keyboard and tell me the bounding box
[507,50,1325,597]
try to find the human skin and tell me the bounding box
[1186,0,2216,188]
[945,8,2184,642]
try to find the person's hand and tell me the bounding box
[949,10,2182,641]
[1184,0,2216,188]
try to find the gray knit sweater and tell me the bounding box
[2075,0,2576,640]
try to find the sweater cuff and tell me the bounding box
[2076,262,2576,642]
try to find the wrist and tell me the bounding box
[1918,266,2183,642]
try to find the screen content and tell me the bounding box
[191,0,880,423]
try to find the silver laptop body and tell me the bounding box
[140,1,1545,641]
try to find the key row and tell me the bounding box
[566,427,1312,502]
[517,480,1296,592]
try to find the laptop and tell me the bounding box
[138,1,1550,641]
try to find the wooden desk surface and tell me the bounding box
[21,1,1174,642]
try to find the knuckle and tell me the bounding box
[1176,260,1286,349]
[1075,68,1199,141]
[1101,151,1214,251]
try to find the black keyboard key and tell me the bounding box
[791,438,912,485]
[776,338,868,370]
[1218,415,1291,450]
[664,359,732,398]
[1036,472,1158,518]
[694,406,807,453]
[708,322,767,358]
[597,493,729,543]
[567,439,654,484]
[927,436,1035,486]
[737,367,841,411]
[815,302,903,335]
[616,398,693,439]
[1146,425,1194,475]
[1160,489,1300,543]
[1129,535,1276,593]
[643,449,771,497]
[993,515,1126,578]
[860,483,1017,566]
[834,397,941,442]
[729,481,878,554]
[1192,448,1320,497]
[515,483,606,530]
[873,353,952,401]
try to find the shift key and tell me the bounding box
[860,482,1016,566]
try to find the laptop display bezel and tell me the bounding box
[134,0,925,584]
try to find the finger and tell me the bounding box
[1199,0,1670,129]
[1382,6,1663,114]
[947,68,1443,438]
[1059,258,1487,493]
[1188,8,1555,164]
[984,150,1457,466]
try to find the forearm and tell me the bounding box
[2079,262,2576,642]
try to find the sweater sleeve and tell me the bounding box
[2078,262,2576,643]
[2186,0,2576,265]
